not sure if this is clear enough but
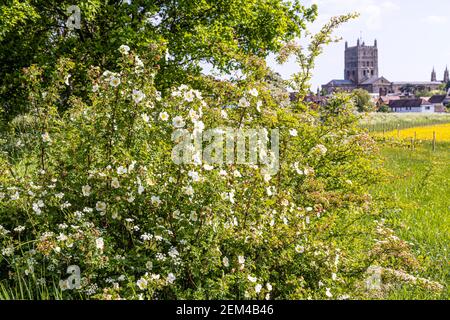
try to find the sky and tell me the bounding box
[267,0,450,91]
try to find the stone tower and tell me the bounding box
[444,66,449,83]
[431,67,437,82]
[344,39,379,84]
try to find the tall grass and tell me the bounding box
[361,113,450,132]
[371,142,450,299]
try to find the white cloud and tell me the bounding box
[421,15,448,25]
[311,0,400,30]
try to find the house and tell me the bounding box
[444,89,450,107]
[377,95,400,109]
[428,95,447,113]
[388,98,435,113]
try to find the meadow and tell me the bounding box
[367,113,450,299]
[381,123,450,142]
[371,142,449,299]
[361,113,450,133]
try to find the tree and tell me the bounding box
[352,88,375,112]
[0,0,318,120]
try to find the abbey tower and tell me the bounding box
[344,39,379,84]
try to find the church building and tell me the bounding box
[322,39,447,96]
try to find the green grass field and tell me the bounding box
[372,141,450,299]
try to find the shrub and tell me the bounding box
[0,44,428,300]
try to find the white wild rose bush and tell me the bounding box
[0,46,423,299]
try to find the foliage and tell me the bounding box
[372,142,450,299]
[352,89,375,113]
[0,43,413,300]
[0,0,318,120]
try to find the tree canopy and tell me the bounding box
[0,0,317,120]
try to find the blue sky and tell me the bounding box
[267,0,450,90]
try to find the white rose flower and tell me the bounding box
[96,201,107,212]
[132,89,146,104]
[136,278,148,290]
[111,177,120,189]
[289,129,298,137]
[141,113,150,123]
[42,132,52,143]
[95,237,104,250]
[118,45,130,55]
[238,97,250,108]
[159,111,169,121]
[82,185,91,196]
[223,256,229,267]
[110,76,121,87]
[248,88,259,97]
[166,273,176,284]
[172,116,185,128]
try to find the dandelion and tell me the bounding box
[110,76,121,87]
[172,116,185,128]
[82,185,91,196]
[111,177,120,189]
[132,89,146,104]
[118,45,130,55]
[136,278,148,290]
[96,201,107,212]
[159,111,169,121]
[96,237,104,251]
